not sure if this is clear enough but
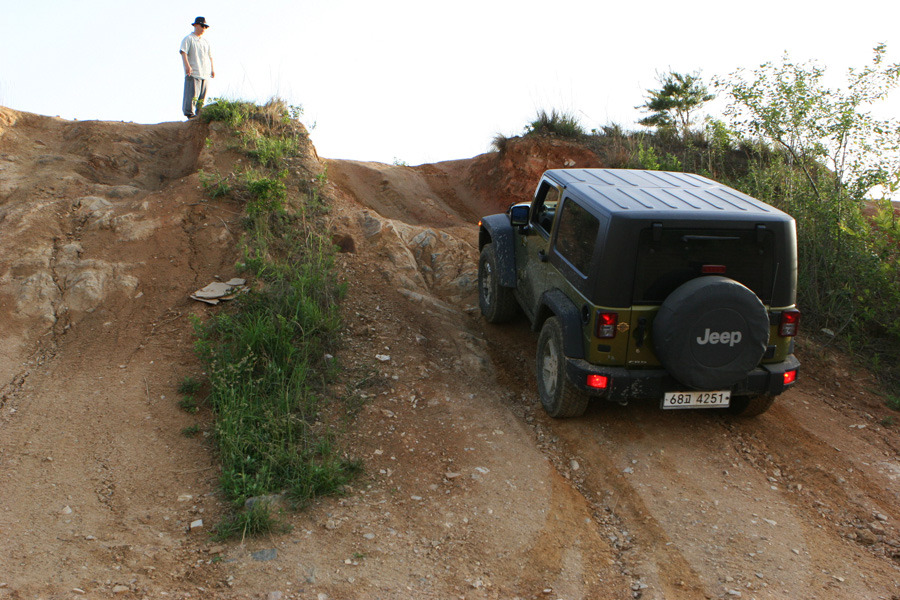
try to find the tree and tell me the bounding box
[638,70,714,140]
[719,44,900,203]
[716,45,900,368]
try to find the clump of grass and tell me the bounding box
[525,109,586,138]
[244,134,300,169]
[178,396,199,414]
[886,394,900,412]
[491,133,511,154]
[177,377,202,413]
[199,170,231,198]
[178,376,203,395]
[181,424,201,437]
[204,97,307,169]
[242,169,287,216]
[212,501,288,540]
[201,99,254,127]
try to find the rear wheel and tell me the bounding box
[728,394,775,417]
[478,243,517,323]
[536,317,589,418]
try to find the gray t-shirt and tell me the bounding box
[180,33,212,79]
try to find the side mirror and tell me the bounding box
[509,204,529,227]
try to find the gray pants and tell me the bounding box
[182,76,209,118]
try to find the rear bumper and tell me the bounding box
[565,355,801,401]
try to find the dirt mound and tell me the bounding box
[2,107,900,600]
[0,108,243,598]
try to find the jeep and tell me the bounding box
[477,169,800,418]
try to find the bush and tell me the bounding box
[201,99,255,127]
[525,109,586,138]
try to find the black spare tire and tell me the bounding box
[653,276,769,389]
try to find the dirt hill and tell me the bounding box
[2,107,900,600]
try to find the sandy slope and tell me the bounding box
[1,107,899,599]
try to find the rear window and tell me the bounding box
[633,228,776,304]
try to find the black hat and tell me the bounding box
[192,16,209,28]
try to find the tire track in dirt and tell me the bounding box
[481,316,900,598]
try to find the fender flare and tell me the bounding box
[536,289,585,359]
[479,214,517,288]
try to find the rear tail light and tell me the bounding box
[587,374,609,390]
[779,309,801,337]
[596,312,618,339]
[784,369,798,385]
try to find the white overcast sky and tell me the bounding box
[2,0,899,166]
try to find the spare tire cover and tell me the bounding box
[653,276,769,389]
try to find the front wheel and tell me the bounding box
[536,317,589,418]
[478,243,517,323]
[728,394,775,417]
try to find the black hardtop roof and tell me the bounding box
[544,168,790,221]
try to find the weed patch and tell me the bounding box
[178,376,203,395]
[525,109,586,138]
[201,99,255,127]
[212,500,288,540]
[886,394,900,412]
[178,396,199,414]
[199,170,231,198]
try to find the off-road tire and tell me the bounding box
[728,394,775,417]
[536,317,589,418]
[653,276,769,389]
[478,243,518,323]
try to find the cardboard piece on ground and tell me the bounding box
[190,278,248,304]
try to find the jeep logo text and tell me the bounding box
[696,328,742,347]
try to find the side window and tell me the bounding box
[531,182,561,236]
[554,198,600,276]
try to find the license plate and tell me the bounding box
[662,390,730,409]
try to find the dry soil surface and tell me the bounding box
[2,108,900,600]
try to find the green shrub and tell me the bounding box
[525,109,586,138]
[245,133,300,169]
[201,99,255,127]
[886,394,900,412]
[212,500,287,540]
[178,376,203,395]
[242,169,287,216]
[199,170,231,198]
[178,396,199,414]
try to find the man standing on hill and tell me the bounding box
[179,16,215,119]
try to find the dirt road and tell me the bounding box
[1,108,899,599]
